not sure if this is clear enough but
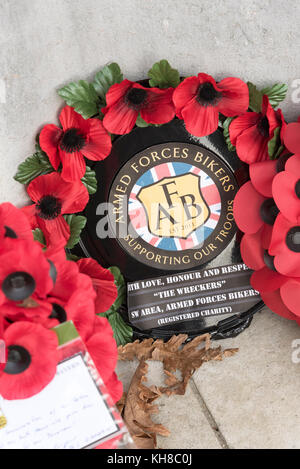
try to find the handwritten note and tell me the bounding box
[0,354,119,449]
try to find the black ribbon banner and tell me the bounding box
[127,263,261,330]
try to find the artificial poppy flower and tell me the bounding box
[77,258,118,313]
[85,316,118,384]
[22,172,89,247]
[269,214,300,277]
[272,154,300,223]
[233,181,278,243]
[0,322,59,400]
[39,106,112,181]
[240,231,300,318]
[173,73,249,137]
[283,117,300,154]
[240,228,285,291]
[105,372,123,404]
[279,279,300,317]
[0,238,53,307]
[102,80,175,135]
[42,278,96,340]
[260,290,297,321]
[229,95,285,164]
[0,203,33,242]
[249,159,278,198]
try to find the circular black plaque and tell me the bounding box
[75,118,263,340]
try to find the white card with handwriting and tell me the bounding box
[0,354,119,449]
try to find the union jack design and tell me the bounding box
[128,162,221,251]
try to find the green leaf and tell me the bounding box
[135,115,162,128]
[108,266,126,310]
[81,166,97,194]
[58,80,99,119]
[33,228,46,246]
[273,144,284,160]
[99,266,132,345]
[92,63,123,104]
[14,151,53,185]
[268,127,281,159]
[223,117,236,152]
[53,321,79,346]
[148,59,180,89]
[66,252,81,262]
[247,82,263,113]
[135,115,151,128]
[105,311,133,346]
[64,214,87,249]
[261,83,288,109]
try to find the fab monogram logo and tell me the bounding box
[137,173,209,239]
[108,142,238,271]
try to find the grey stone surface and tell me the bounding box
[193,308,300,449]
[2,0,300,449]
[1,0,300,206]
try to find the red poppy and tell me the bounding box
[272,155,300,223]
[77,258,117,313]
[22,172,89,247]
[105,372,123,404]
[43,275,96,341]
[229,95,285,164]
[269,214,300,277]
[249,160,278,198]
[39,106,112,181]
[0,322,59,400]
[280,278,300,316]
[0,239,53,307]
[283,118,300,154]
[85,316,118,384]
[28,255,96,339]
[233,181,277,244]
[260,290,297,321]
[102,80,175,135]
[240,230,300,318]
[173,73,249,137]
[0,203,33,242]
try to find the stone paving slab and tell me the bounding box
[193,308,300,449]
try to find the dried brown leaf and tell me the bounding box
[122,360,169,449]
[116,392,127,415]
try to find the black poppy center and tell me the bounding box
[196,82,221,106]
[36,195,62,220]
[260,199,279,225]
[4,226,17,238]
[49,303,67,323]
[2,271,36,301]
[257,116,270,137]
[126,88,148,109]
[263,250,276,271]
[295,180,300,199]
[60,128,86,153]
[286,226,300,253]
[4,345,32,375]
[276,153,292,173]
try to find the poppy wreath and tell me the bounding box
[4,58,298,400]
[0,203,123,401]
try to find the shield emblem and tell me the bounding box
[137,173,210,239]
